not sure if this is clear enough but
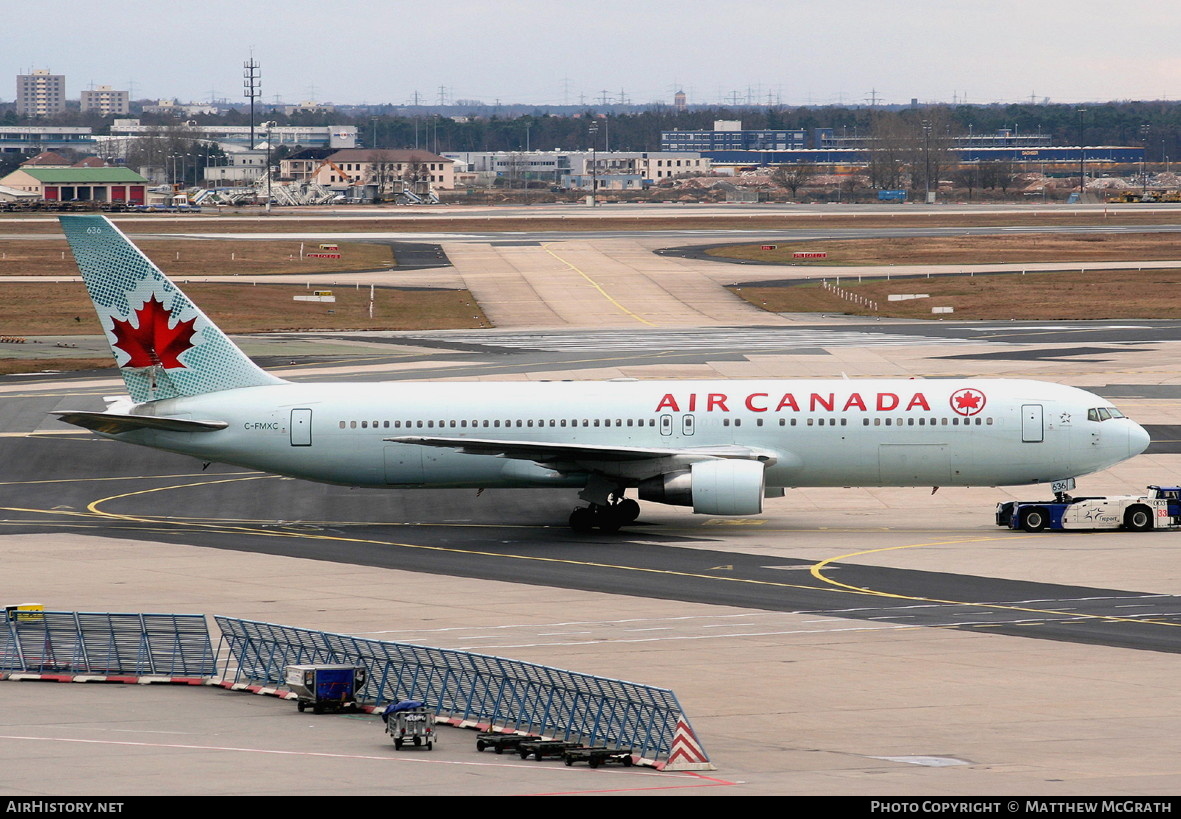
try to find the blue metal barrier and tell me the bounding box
[214,616,699,763]
[0,611,215,676]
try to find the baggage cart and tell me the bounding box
[284,664,366,714]
[382,700,436,750]
[475,733,539,754]
[518,739,581,760]
[562,747,635,768]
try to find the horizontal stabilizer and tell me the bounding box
[52,411,228,435]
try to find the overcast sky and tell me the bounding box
[7,1,1181,108]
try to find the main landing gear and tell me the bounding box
[569,497,640,533]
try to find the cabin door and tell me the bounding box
[290,408,312,446]
[1021,404,1044,443]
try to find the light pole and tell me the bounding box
[261,120,275,213]
[921,119,931,204]
[1140,123,1150,196]
[1077,108,1087,203]
[589,121,598,207]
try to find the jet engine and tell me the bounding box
[638,459,765,515]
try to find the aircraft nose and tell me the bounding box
[1129,421,1151,457]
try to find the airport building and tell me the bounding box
[0,163,150,204]
[107,121,358,151]
[312,148,455,191]
[663,121,1145,171]
[0,126,96,156]
[443,150,709,188]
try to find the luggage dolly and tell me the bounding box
[475,733,539,754]
[562,747,635,769]
[381,701,436,751]
[518,739,581,760]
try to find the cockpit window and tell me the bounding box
[1088,407,1123,422]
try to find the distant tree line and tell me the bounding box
[4,99,1180,161]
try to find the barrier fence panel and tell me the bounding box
[1,611,215,676]
[214,616,701,764]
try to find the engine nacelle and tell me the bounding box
[638,459,765,515]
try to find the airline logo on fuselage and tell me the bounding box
[654,391,939,413]
[949,388,987,416]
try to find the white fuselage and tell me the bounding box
[108,378,1148,493]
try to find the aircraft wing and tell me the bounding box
[385,435,778,467]
[52,411,229,435]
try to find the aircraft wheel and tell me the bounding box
[1125,505,1153,532]
[1020,507,1048,533]
[596,509,623,533]
[570,508,595,532]
[616,499,640,523]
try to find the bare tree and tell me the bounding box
[868,112,910,190]
[770,162,815,199]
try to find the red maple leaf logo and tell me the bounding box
[109,295,197,369]
[950,388,986,416]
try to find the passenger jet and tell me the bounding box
[51,215,1150,531]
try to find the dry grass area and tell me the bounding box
[0,357,113,376]
[0,239,392,277]
[709,232,1181,265]
[730,268,1181,320]
[0,281,486,338]
[0,279,486,373]
[5,208,1181,235]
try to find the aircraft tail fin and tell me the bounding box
[59,214,285,403]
